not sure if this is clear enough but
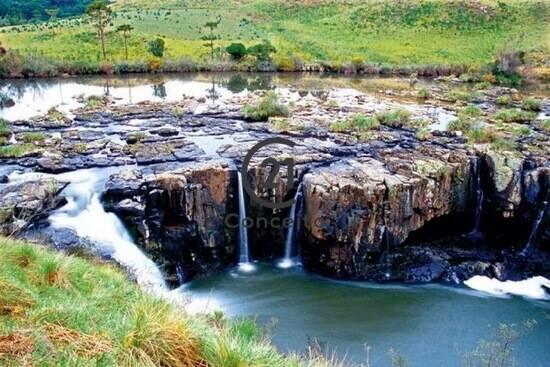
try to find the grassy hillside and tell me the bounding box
[0,0,548,76]
[0,237,307,366]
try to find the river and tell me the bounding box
[1,72,549,366]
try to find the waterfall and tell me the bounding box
[469,158,484,236]
[237,171,254,272]
[45,168,168,296]
[521,201,547,256]
[278,183,303,269]
[384,226,391,280]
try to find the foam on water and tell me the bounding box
[32,168,170,296]
[464,276,550,300]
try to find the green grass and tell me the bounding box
[20,132,46,143]
[0,0,548,71]
[243,91,289,121]
[0,144,38,158]
[0,237,306,366]
[494,108,537,123]
[521,97,542,111]
[0,119,10,139]
[329,113,380,133]
[376,109,412,128]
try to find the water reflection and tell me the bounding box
[0,73,278,121]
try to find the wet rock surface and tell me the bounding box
[1,82,549,284]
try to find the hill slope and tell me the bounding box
[0,0,548,74]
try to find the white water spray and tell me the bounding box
[237,171,254,272]
[464,276,550,300]
[46,168,168,296]
[521,202,547,256]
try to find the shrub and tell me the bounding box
[496,95,512,106]
[148,38,166,58]
[467,126,499,144]
[416,128,432,141]
[459,105,482,118]
[350,114,380,131]
[271,118,291,131]
[21,132,46,143]
[444,89,481,103]
[242,92,289,121]
[276,57,295,72]
[247,40,276,62]
[47,106,64,121]
[0,144,37,158]
[521,97,542,111]
[329,119,351,133]
[494,109,536,123]
[226,43,247,60]
[417,87,430,99]
[376,109,411,128]
[85,95,104,109]
[448,117,475,134]
[0,118,10,138]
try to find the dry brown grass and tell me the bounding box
[0,331,34,359]
[0,277,35,316]
[42,322,113,358]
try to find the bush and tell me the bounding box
[242,92,289,121]
[448,117,475,133]
[416,128,432,141]
[496,95,512,106]
[494,109,537,123]
[0,118,11,138]
[521,97,542,111]
[148,38,166,58]
[0,144,37,158]
[467,126,499,144]
[21,132,46,143]
[417,87,430,99]
[376,109,412,128]
[444,89,481,103]
[226,43,247,60]
[459,105,482,118]
[247,40,276,62]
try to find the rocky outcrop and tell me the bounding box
[300,147,473,279]
[103,160,237,283]
[0,180,65,235]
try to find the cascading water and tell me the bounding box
[469,158,484,236]
[278,183,303,269]
[521,201,548,256]
[237,171,254,272]
[383,226,391,280]
[42,168,168,296]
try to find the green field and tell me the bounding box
[0,0,549,74]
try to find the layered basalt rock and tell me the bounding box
[0,180,65,235]
[103,160,237,283]
[300,147,473,279]
[299,147,550,281]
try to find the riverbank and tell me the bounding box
[0,72,549,365]
[0,237,306,366]
[1,0,549,81]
